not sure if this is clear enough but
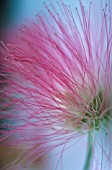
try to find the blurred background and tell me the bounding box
[0,0,87,170]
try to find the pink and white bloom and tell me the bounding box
[0,0,112,169]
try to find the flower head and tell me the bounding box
[0,0,112,169]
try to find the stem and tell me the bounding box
[83,132,93,170]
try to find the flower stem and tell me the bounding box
[83,132,93,170]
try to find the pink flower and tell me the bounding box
[0,0,112,169]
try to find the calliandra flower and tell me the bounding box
[0,0,112,169]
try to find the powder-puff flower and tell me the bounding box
[0,0,112,169]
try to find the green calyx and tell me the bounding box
[66,89,111,132]
[80,90,109,131]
